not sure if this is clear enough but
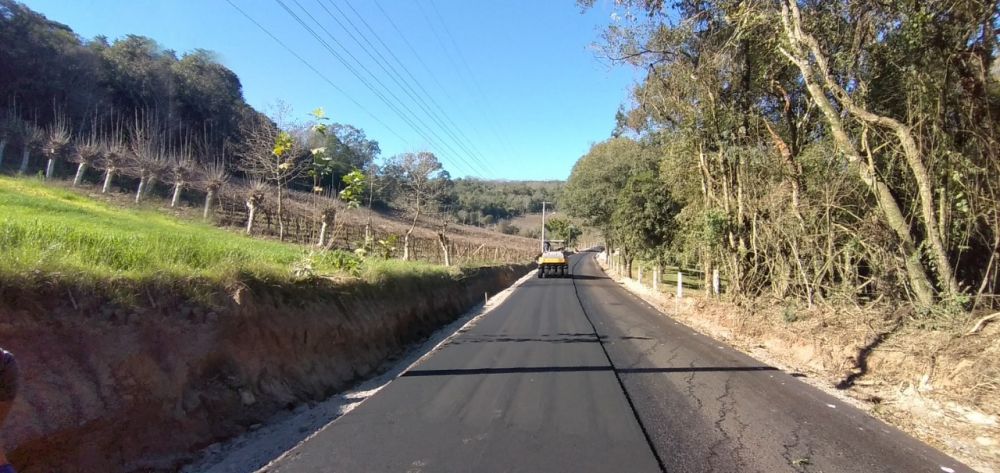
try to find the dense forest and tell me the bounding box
[449,179,562,225]
[0,0,559,246]
[567,0,1000,313]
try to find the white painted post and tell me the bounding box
[653,267,660,291]
[712,269,720,296]
[676,272,683,299]
[638,265,643,284]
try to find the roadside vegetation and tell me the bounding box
[570,0,999,318]
[0,176,452,290]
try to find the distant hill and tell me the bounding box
[448,178,563,227]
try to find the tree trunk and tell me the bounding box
[246,201,257,235]
[318,221,329,247]
[275,179,285,241]
[0,139,7,168]
[317,210,336,247]
[438,232,451,266]
[171,183,183,207]
[73,162,87,187]
[779,3,936,307]
[403,207,420,261]
[403,231,413,261]
[18,145,30,174]
[45,158,55,180]
[203,189,216,220]
[102,169,115,193]
[787,5,957,296]
[135,176,147,203]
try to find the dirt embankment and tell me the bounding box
[0,264,531,472]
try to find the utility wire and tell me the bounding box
[285,0,480,177]
[342,0,498,175]
[278,0,480,176]
[314,0,492,176]
[372,0,507,173]
[223,0,412,147]
[422,0,518,163]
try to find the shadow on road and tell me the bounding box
[401,365,780,377]
[443,333,655,346]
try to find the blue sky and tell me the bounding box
[23,0,637,180]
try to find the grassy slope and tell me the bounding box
[0,176,451,292]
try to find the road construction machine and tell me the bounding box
[537,240,570,278]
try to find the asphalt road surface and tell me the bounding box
[266,252,971,473]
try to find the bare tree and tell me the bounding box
[18,121,43,175]
[100,130,127,194]
[199,157,229,220]
[128,113,168,204]
[244,178,267,235]
[168,137,195,208]
[383,152,451,261]
[43,112,71,180]
[237,113,306,241]
[71,125,102,187]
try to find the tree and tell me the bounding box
[237,111,305,241]
[127,113,167,204]
[324,123,379,189]
[198,157,228,220]
[611,170,680,277]
[382,152,452,260]
[563,137,657,255]
[544,217,582,247]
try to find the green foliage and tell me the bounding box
[563,137,658,236]
[449,179,563,224]
[375,235,399,259]
[544,217,582,246]
[272,131,294,159]
[314,249,363,277]
[338,169,366,208]
[0,2,258,150]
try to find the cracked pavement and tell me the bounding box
[265,253,972,472]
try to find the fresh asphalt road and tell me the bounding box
[266,252,972,473]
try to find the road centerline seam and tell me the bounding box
[570,254,669,473]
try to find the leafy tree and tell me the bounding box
[544,217,582,247]
[382,152,452,260]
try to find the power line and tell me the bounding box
[277,0,481,176]
[313,0,493,176]
[223,0,412,147]
[342,0,498,176]
[285,0,482,177]
[371,0,507,172]
[422,0,519,163]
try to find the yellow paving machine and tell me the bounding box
[537,240,570,278]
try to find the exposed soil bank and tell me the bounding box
[0,264,531,472]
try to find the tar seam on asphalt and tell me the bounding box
[570,256,669,473]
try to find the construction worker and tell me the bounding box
[0,348,16,473]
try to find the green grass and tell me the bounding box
[0,176,453,290]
